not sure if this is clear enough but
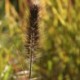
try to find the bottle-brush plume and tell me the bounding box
[26,0,39,79]
[26,0,39,57]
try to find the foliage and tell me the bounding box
[0,0,80,80]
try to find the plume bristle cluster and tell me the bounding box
[25,3,39,79]
[26,4,39,56]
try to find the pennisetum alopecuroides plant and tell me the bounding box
[26,0,40,79]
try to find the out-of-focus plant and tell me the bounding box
[0,0,27,79]
[34,0,80,80]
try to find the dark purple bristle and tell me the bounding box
[26,5,39,54]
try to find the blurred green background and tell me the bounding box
[0,0,80,80]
